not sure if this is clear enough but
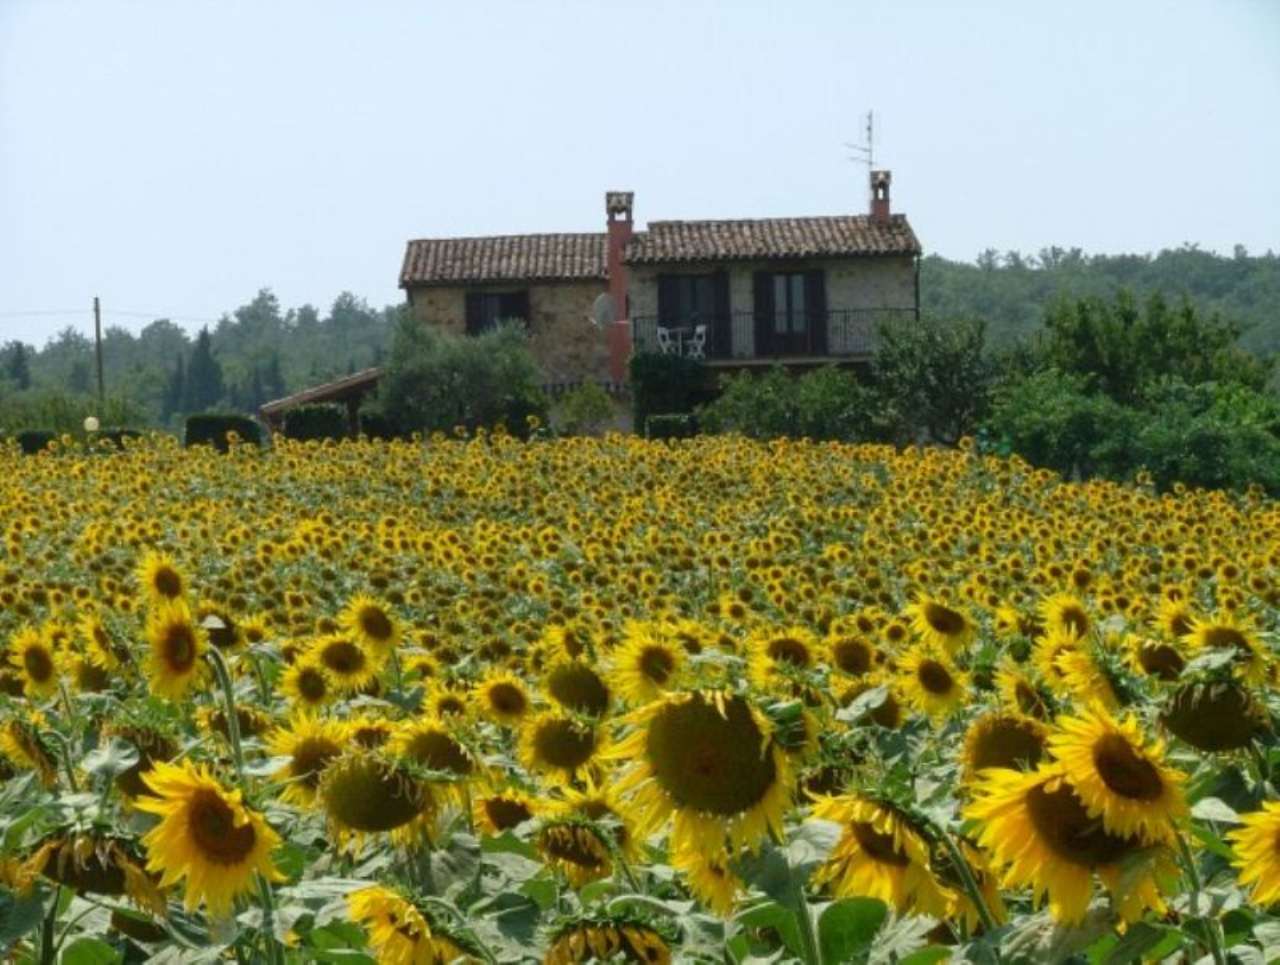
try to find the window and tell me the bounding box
[772,272,807,334]
[658,274,719,323]
[465,290,529,334]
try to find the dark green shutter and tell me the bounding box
[712,270,730,357]
[753,271,774,356]
[465,293,483,335]
[804,270,827,355]
[657,275,678,324]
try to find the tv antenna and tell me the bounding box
[845,110,874,175]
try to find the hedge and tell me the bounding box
[184,413,263,451]
[630,353,708,433]
[282,404,348,442]
[646,413,699,440]
[15,430,56,455]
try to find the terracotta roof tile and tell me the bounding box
[400,233,607,287]
[623,214,920,263]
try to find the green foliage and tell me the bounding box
[377,315,548,437]
[282,404,349,442]
[629,353,707,432]
[871,316,993,444]
[645,413,699,439]
[14,429,56,455]
[184,412,264,451]
[184,327,224,412]
[698,366,880,442]
[0,390,143,436]
[553,382,616,437]
[356,407,400,441]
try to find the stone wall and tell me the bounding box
[627,254,916,357]
[407,280,613,383]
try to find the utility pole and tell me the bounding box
[93,296,105,405]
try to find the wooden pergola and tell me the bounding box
[258,367,383,436]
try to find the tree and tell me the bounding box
[162,356,186,419]
[184,327,224,412]
[4,342,31,390]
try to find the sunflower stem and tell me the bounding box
[205,647,245,788]
[788,868,822,965]
[38,885,60,965]
[415,895,499,965]
[255,872,284,965]
[1173,824,1226,965]
[57,679,77,730]
[933,825,1000,940]
[42,730,79,793]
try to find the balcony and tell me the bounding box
[630,308,917,363]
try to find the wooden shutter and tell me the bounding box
[465,292,483,335]
[657,274,679,323]
[804,270,828,355]
[712,270,731,358]
[508,290,530,326]
[753,271,774,357]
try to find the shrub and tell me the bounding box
[555,382,616,437]
[184,413,263,451]
[96,428,144,449]
[698,365,880,442]
[282,404,348,442]
[15,429,56,455]
[357,408,400,441]
[377,315,549,438]
[646,413,699,440]
[630,353,707,434]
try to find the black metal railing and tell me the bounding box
[631,308,917,360]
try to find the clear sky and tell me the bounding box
[2,0,1277,344]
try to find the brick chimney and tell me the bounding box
[870,170,891,225]
[604,191,634,383]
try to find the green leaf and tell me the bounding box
[59,937,122,965]
[734,899,804,960]
[868,913,935,964]
[79,738,139,782]
[1191,796,1241,824]
[0,887,47,947]
[817,898,887,964]
[898,947,952,965]
[1098,922,1177,965]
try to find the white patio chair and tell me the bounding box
[686,324,707,360]
[655,325,675,355]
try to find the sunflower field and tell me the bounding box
[0,431,1278,964]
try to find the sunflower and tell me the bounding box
[0,718,59,786]
[1127,635,1185,681]
[994,659,1053,720]
[518,712,602,786]
[1160,680,1268,752]
[906,594,973,653]
[898,647,969,722]
[319,750,431,838]
[1187,612,1268,685]
[8,625,61,699]
[544,658,611,717]
[1047,706,1187,843]
[828,633,877,678]
[1155,596,1196,639]
[143,601,205,700]
[746,626,819,690]
[811,794,950,916]
[310,634,380,693]
[27,831,166,915]
[1054,646,1121,711]
[536,819,613,887]
[836,677,904,729]
[339,594,400,657]
[610,625,684,705]
[474,671,531,725]
[137,550,186,603]
[393,719,480,804]
[608,690,791,859]
[266,717,347,808]
[544,916,672,965]
[473,788,540,835]
[1039,592,1092,640]
[348,885,474,964]
[279,659,336,713]
[966,765,1175,924]
[80,612,129,671]
[962,712,1048,782]
[136,760,281,917]
[672,845,741,917]
[555,777,640,862]
[347,714,396,750]
[1228,801,1280,907]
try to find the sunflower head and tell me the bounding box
[473,788,540,835]
[8,625,61,699]
[310,634,380,692]
[611,625,685,705]
[143,601,206,700]
[536,819,613,887]
[339,594,400,655]
[280,659,336,712]
[545,915,673,965]
[475,671,532,724]
[544,658,611,717]
[1039,592,1092,641]
[1161,680,1268,752]
[518,712,602,786]
[348,885,475,964]
[907,594,973,653]
[138,551,186,603]
[267,717,348,808]
[962,712,1048,781]
[898,647,968,723]
[319,750,431,835]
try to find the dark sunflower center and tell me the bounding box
[1138,642,1184,680]
[1060,607,1089,636]
[484,796,533,831]
[767,638,811,668]
[488,683,526,715]
[153,568,182,599]
[533,719,597,770]
[1090,734,1164,800]
[162,625,197,673]
[851,820,910,867]
[547,663,610,717]
[352,725,389,748]
[23,646,54,682]
[970,719,1045,771]
[832,638,872,675]
[639,647,675,683]
[291,737,342,789]
[188,789,256,865]
[645,695,777,816]
[321,758,424,833]
[1025,780,1137,867]
[1169,613,1193,637]
[297,668,327,702]
[405,731,473,775]
[358,607,393,642]
[924,603,965,636]
[321,640,365,675]
[1015,681,1049,719]
[917,660,954,695]
[436,694,466,716]
[541,826,608,869]
[1203,626,1249,654]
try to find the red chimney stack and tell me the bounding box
[870,170,891,225]
[604,192,634,383]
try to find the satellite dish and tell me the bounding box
[589,293,616,328]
